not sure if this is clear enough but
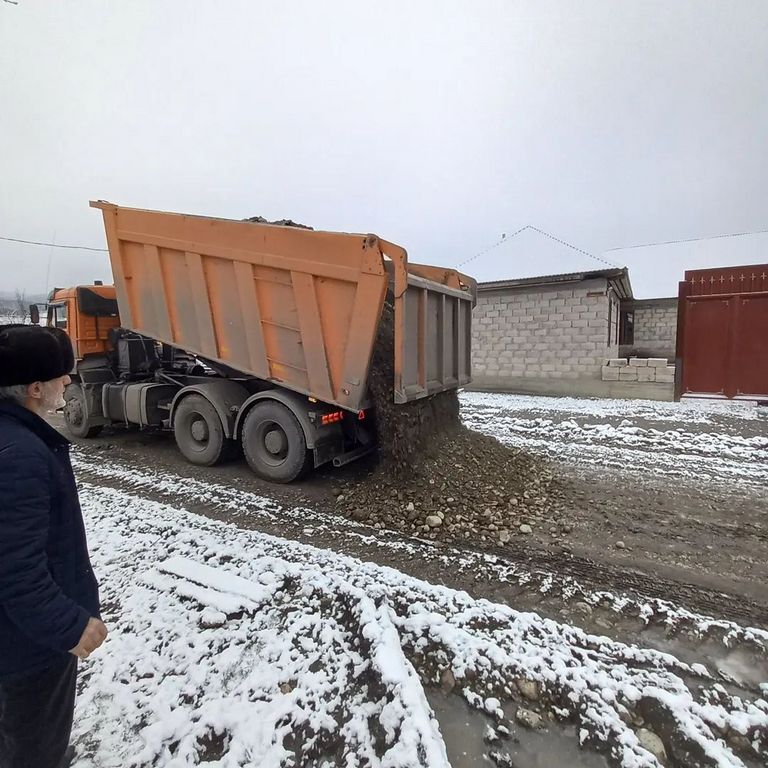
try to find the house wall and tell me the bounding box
[471,277,620,395]
[619,297,678,360]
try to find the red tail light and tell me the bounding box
[321,411,343,426]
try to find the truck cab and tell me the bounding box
[44,284,120,360]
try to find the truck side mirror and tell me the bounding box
[29,304,40,325]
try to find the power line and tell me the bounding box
[604,228,768,253]
[458,224,620,270]
[527,225,620,269]
[0,235,108,252]
[457,226,529,268]
[7,225,765,260]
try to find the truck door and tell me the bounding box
[47,299,79,360]
[47,302,69,332]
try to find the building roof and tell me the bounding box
[477,267,633,299]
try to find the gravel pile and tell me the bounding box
[336,300,562,547]
[243,215,313,230]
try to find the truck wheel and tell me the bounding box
[241,400,312,483]
[63,383,102,438]
[174,394,230,466]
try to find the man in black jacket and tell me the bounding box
[0,324,106,768]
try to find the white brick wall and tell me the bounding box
[472,278,616,382]
[634,304,677,355]
[621,298,678,360]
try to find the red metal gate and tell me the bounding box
[676,264,768,399]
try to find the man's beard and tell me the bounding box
[41,383,66,412]
[49,394,66,411]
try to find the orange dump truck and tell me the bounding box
[48,201,475,482]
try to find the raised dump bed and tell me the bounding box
[90,201,475,410]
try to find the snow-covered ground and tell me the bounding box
[461,393,763,425]
[0,310,32,323]
[460,392,768,488]
[72,480,768,768]
[69,449,764,646]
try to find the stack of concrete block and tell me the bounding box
[602,357,675,383]
[655,361,676,383]
[601,358,627,381]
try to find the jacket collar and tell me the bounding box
[0,400,70,449]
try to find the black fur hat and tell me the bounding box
[0,325,75,387]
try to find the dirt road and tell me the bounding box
[55,393,768,627]
[53,392,768,767]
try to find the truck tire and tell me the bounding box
[63,383,103,438]
[174,394,232,466]
[241,400,312,483]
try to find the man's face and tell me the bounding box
[29,374,71,413]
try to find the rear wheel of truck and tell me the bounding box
[63,383,102,438]
[241,400,312,483]
[174,394,231,466]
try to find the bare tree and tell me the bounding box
[14,289,27,323]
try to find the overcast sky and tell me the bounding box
[1,1,766,298]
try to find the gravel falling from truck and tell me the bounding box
[337,300,562,545]
[367,298,462,471]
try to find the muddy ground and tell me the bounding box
[50,393,768,632]
[73,473,768,768]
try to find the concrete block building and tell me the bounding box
[471,268,678,399]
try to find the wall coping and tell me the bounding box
[622,297,677,310]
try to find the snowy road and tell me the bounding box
[52,391,768,766]
[460,393,768,488]
[71,478,767,767]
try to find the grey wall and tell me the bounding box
[620,297,678,360]
[471,277,618,395]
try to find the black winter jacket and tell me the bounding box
[0,400,100,678]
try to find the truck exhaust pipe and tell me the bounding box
[332,445,374,468]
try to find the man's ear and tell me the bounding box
[26,382,44,400]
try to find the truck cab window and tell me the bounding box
[50,303,68,331]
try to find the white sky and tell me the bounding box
[1,1,766,299]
